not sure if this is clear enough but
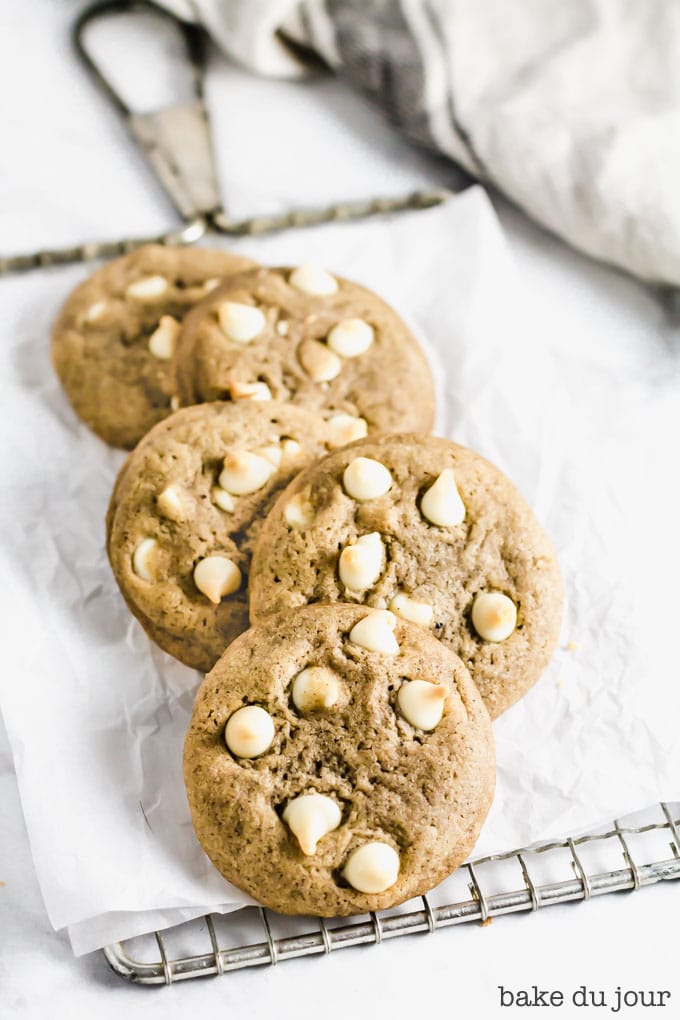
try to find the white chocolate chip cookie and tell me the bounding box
[174,266,435,435]
[249,434,563,718]
[184,604,495,916]
[51,244,257,449]
[106,401,337,671]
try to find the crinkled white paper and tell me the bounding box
[1,188,679,956]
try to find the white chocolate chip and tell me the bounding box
[218,301,266,343]
[326,414,368,448]
[84,300,107,325]
[471,591,517,642]
[298,339,342,383]
[276,320,290,336]
[229,380,272,402]
[338,532,384,592]
[193,555,241,604]
[282,793,342,855]
[126,275,169,302]
[201,277,221,294]
[211,485,235,512]
[344,842,400,894]
[388,593,434,627]
[132,537,158,582]
[349,609,399,654]
[254,444,282,468]
[284,489,314,528]
[219,450,276,496]
[280,438,305,466]
[148,315,180,360]
[420,469,465,527]
[156,484,185,521]
[170,395,180,411]
[397,680,447,730]
[224,705,274,758]
[343,457,392,501]
[292,666,341,712]
[327,318,374,358]
[289,263,338,296]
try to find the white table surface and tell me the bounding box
[1,3,678,1017]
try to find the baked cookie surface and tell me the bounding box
[174,264,435,433]
[249,435,563,718]
[52,244,256,448]
[184,604,495,916]
[107,402,337,672]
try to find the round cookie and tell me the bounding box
[184,604,495,916]
[174,264,435,433]
[249,435,563,718]
[107,402,340,672]
[52,244,256,448]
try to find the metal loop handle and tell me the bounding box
[73,0,206,116]
[73,0,221,221]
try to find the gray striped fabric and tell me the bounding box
[164,0,680,287]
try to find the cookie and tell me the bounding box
[249,435,563,718]
[184,603,495,916]
[107,402,339,672]
[51,244,256,448]
[174,264,435,433]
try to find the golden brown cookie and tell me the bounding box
[184,604,495,916]
[249,435,563,718]
[106,402,339,671]
[174,264,435,433]
[51,244,256,448]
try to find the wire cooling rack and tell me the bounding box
[104,801,680,985]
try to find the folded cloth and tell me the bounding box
[162,0,680,287]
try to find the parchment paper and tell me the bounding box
[1,188,679,955]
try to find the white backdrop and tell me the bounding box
[1,2,679,1017]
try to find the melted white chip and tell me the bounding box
[471,592,517,642]
[132,537,158,581]
[218,301,266,343]
[348,609,399,654]
[201,277,221,294]
[126,275,169,302]
[338,533,384,591]
[254,444,283,468]
[292,666,341,712]
[148,315,180,360]
[280,438,304,464]
[219,451,276,496]
[344,842,400,894]
[84,300,107,325]
[389,593,434,627]
[397,680,447,730]
[284,489,314,528]
[282,793,342,855]
[224,705,274,758]
[193,555,241,604]
[156,484,185,521]
[326,414,368,448]
[229,380,272,402]
[327,318,374,358]
[420,469,465,527]
[211,485,235,512]
[299,339,342,382]
[343,457,392,501]
[289,263,338,296]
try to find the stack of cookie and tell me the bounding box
[52,243,562,917]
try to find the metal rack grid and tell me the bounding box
[104,801,680,985]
